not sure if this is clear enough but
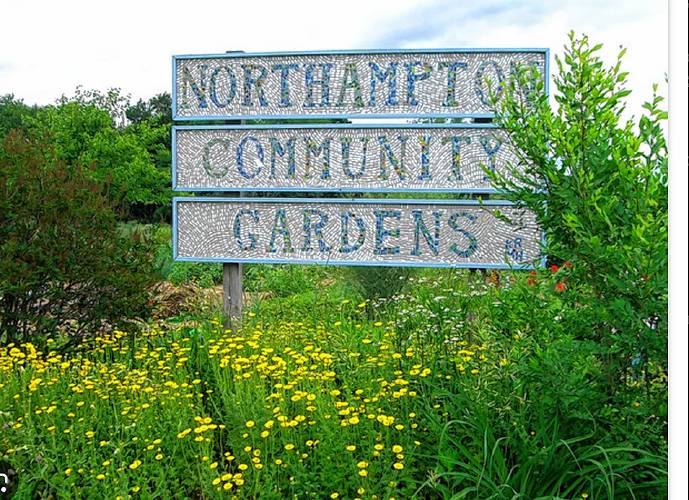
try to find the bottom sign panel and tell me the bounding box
[173,197,542,269]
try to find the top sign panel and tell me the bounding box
[173,49,548,120]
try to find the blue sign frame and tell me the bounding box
[172,48,549,121]
[172,196,547,269]
[172,122,517,195]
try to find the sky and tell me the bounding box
[0,0,669,118]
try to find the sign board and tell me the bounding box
[173,123,525,193]
[173,197,542,269]
[173,49,548,120]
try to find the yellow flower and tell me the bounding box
[245,420,255,428]
[64,468,72,476]
[284,443,295,450]
[331,493,340,499]
[358,469,368,477]
[393,462,404,470]
[155,454,163,460]
[129,460,142,470]
[346,445,356,451]
[96,474,106,480]
[392,445,403,453]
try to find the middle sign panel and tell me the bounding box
[173,124,524,193]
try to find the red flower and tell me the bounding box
[554,282,566,292]
[529,270,537,277]
[550,264,559,273]
[527,278,536,286]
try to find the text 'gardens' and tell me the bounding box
[174,198,541,268]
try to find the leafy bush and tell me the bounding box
[0,130,158,348]
[346,266,415,299]
[488,32,668,396]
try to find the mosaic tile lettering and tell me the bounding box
[174,198,542,268]
[173,125,527,193]
[173,50,547,119]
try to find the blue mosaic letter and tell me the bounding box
[336,63,364,108]
[341,137,368,179]
[181,65,208,109]
[411,210,441,256]
[374,210,401,256]
[404,62,432,106]
[339,212,366,253]
[241,64,269,107]
[378,135,407,180]
[268,209,294,253]
[202,138,231,178]
[304,63,333,108]
[479,134,502,181]
[368,62,398,107]
[269,137,296,179]
[438,61,467,107]
[271,63,299,107]
[233,209,259,250]
[474,61,505,106]
[305,138,332,179]
[417,135,432,180]
[442,136,471,180]
[302,209,331,252]
[236,136,264,179]
[209,66,237,108]
[448,212,478,258]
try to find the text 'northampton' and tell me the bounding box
[173,49,547,119]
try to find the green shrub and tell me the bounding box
[346,266,415,299]
[489,32,668,396]
[167,262,223,288]
[0,130,158,348]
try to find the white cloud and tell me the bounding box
[0,0,667,117]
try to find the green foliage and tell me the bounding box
[126,93,172,127]
[167,262,223,288]
[0,94,38,139]
[346,266,415,299]
[421,417,666,499]
[0,130,158,348]
[23,100,171,220]
[487,32,668,395]
[245,264,334,298]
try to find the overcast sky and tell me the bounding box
[0,0,668,117]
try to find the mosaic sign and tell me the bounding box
[173,198,541,268]
[173,49,547,120]
[173,124,524,193]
